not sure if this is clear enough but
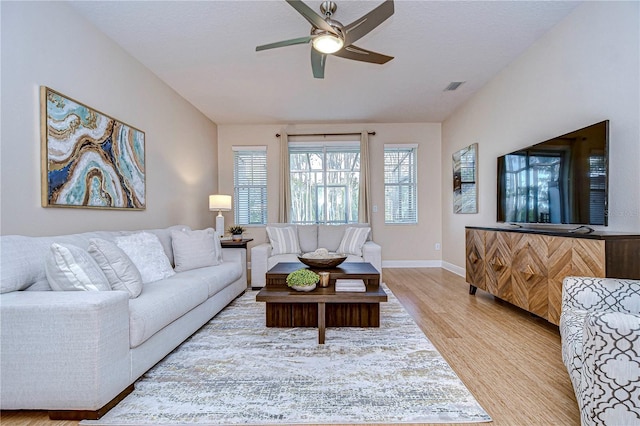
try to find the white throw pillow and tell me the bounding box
[337,227,371,256]
[88,238,143,298]
[45,243,111,292]
[115,232,175,283]
[266,226,301,255]
[171,228,221,272]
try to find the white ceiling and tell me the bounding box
[69,0,580,125]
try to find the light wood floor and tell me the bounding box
[1,267,579,426]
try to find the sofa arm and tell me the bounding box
[0,291,131,410]
[362,241,382,277]
[562,277,640,314]
[222,247,247,287]
[250,243,272,288]
[579,311,640,426]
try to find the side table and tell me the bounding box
[220,238,253,288]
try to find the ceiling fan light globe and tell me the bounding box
[312,34,344,54]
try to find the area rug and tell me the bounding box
[82,284,491,425]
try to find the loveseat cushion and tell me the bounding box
[297,225,318,253]
[266,226,300,255]
[337,227,371,256]
[128,277,208,348]
[45,243,111,292]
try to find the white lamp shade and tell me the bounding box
[209,194,232,211]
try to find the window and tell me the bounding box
[289,142,360,224]
[384,145,417,224]
[233,146,267,225]
[589,152,606,225]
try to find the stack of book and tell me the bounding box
[335,279,366,292]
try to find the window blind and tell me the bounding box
[233,147,267,225]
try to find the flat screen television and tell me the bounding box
[497,120,609,226]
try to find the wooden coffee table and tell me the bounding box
[256,262,386,344]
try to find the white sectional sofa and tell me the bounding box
[251,223,381,288]
[0,225,246,419]
[560,276,640,426]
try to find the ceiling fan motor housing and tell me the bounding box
[320,1,338,17]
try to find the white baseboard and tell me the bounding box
[441,261,465,277]
[382,260,441,268]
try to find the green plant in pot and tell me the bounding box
[227,225,246,241]
[286,268,319,292]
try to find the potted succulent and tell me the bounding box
[227,225,246,241]
[286,268,319,292]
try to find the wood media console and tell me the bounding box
[465,226,640,325]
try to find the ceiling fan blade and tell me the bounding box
[311,48,326,79]
[286,0,335,33]
[333,45,393,64]
[256,36,312,51]
[343,0,394,46]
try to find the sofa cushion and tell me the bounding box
[266,226,301,255]
[45,243,111,292]
[88,238,143,298]
[115,232,175,283]
[173,262,242,297]
[297,225,318,253]
[171,228,221,272]
[337,227,371,256]
[128,277,208,348]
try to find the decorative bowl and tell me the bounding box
[297,253,347,269]
[290,283,317,292]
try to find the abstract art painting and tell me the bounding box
[41,87,145,209]
[453,143,478,214]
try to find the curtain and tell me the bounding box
[278,133,291,223]
[358,131,371,225]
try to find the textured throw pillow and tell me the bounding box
[266,226,301,255]
[337,227,371,256]
[45,243,111,292]
[171,228,221,272]
[115,232,175,283]
[88,238,143,298]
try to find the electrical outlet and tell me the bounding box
[435,243,441,251]
[372,205,378,213]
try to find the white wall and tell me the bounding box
[441,1,640,269]
[218,123,442,265]
[0,1,218,236]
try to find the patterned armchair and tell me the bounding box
[560,276,640,426]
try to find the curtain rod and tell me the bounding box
[275,131,375,138]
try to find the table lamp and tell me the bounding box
[209,194,232,236]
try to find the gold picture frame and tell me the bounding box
[40,87,145,210]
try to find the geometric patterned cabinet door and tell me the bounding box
[465,227,640,325]
[465,229,486,292]
[547,238,605,324]
[511,233,548,318]
[484,230,512,301]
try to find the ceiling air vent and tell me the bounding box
[444,81,465,91]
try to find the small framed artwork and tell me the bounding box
[452,143,478,214]
[40,87,145,209]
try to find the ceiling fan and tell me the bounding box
[256,0,394,79]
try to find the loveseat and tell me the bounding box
[251,223,381,288]
[0,225,246,418]
[560,276,640,426]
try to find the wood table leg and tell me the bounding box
[318,302,326,344]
